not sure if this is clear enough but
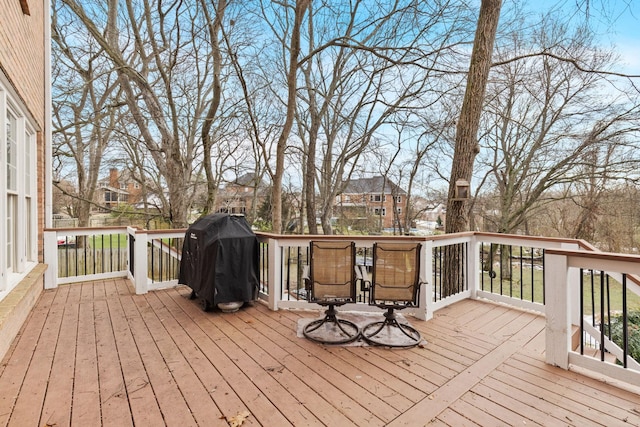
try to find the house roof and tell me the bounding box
[98,185,129,195]
[230,173,265,188]
[342,176,407,195]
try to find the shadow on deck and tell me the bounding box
[0,279,638,426]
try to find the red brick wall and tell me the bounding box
[1,0,47,262]
[0,0,46,125]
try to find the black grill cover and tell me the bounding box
[179,213,259,307]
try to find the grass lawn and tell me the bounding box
[89,234,128,249]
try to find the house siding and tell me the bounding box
[1,0,47,262]
[0,0,48,361]
[0,0,46,126]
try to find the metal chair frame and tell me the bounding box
[362,242,423,347]
[302,241,360,344]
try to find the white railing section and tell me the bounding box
[44,227,130,288]
[472,233,582,314]
[256,234,434,319]
[255,232,586,319]
[44,227,186,293]
[545,249,640,386]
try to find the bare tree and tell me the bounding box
[60,0,225,227]
[51,1,122,226]
[297,0,470,234]
[199,0,227,214]
[477,18,640,235]
[270,0,310,233]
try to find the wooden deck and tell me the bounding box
[0,279,638,427]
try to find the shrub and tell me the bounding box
[607,310,640,364]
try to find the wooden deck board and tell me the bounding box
[40,284,81,427]
[167,290,294,426]
[142,292,231,426]
[217,308,387,426]
[8,286,69,427]
[70,294,101,427]
[121,294,199,427]
[1,280,638,427]
[93,297,134,427]
[240,304,424,420]
[106,282,166,426]
[0,290,55,426]
[158,290,261,426]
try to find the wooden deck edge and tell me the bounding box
[0,264,47,361]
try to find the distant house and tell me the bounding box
[215,173,266,216]
[96,168,144,211]
[335,176,408,230]
[411,198,446,231]
[0,1,50,357]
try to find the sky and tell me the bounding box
[530,0,640,75]
[608,6,640,75]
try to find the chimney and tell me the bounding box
[109,168,119,187]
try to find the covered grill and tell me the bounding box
[179,213,259,311]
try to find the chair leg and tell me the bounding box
[303,305,360,344]
[362,308,421,348]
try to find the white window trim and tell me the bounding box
[0,82,39,293]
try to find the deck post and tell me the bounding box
[133,228,149,294]
[267,237,281,310]
[43,230,58,289]
[545,252,570,369]
[467,234,479,299]
[420,240,433,320]
[561,242,583,326]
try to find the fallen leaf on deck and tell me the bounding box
[226,411,251,427]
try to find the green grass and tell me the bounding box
[89,234,128,249]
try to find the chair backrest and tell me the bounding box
[371,242,421,306]
[308,241,356,303]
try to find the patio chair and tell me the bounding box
[302,241,360,344]
[362,242,423,347]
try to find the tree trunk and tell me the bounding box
[271,0,310,233]
[444,0,502,296]
[200,0,226,214]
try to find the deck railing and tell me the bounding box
[545,248,640,386]
[44,226,186,292]
[44,226,130,286]
[43,227,640,386]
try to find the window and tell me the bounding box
[370,194,382,202]
[6,111,17,271]
[373,208,386,216]
[395,196,402,203]
[1,83,38,290]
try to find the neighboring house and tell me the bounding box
[0,1,50,357]
[412,199,446,230]
[215,173,266,216]
[335,176,408,230]
[96,168,144,211]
